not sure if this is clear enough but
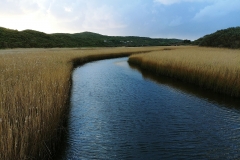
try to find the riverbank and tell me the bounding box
[0,47,162,159]
[128,46,240,97]
[61,56,240,160]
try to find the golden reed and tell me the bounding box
[0,47,162,159]
[129,46,240,97]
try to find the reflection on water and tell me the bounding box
[128,62,240,110]
[60,57,240,160]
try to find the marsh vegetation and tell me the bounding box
[1,46,239,159]
[129,46,240,97]
[0,47,161,159]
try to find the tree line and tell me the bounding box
[0,27,186,49]
[193,27,240,49]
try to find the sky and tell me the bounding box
[0,0,240,40]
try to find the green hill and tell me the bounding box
[194,27,240,49]
[0,27,184,48]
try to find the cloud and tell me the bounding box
[0,0,127,34]
[79,5,127,30]
[193,0,240,21]
[0,0,239,39]
[54,1,127,33]
[64,7,72,13]
[0,0,62,33]
[154,0,215,5]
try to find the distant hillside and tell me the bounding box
[0,27,184,48]
[194,27,240,49]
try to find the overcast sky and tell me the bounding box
[0,0,240,40]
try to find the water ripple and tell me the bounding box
[60,58,240,160]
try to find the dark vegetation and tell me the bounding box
[194,27,240,49]
[0,27,185,48]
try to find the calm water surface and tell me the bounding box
[61,57,240,159]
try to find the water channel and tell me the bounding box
[60,57,240,159]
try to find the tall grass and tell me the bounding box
[0,47,162,159]
[129,46,240,97]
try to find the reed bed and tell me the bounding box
[0,47,162,159]
[129,46,240,97]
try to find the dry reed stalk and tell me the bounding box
[0,47,163,159]
[129,46,240,97]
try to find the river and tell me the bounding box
[60,57,240,159]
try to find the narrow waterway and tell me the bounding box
[61,57,240,159]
